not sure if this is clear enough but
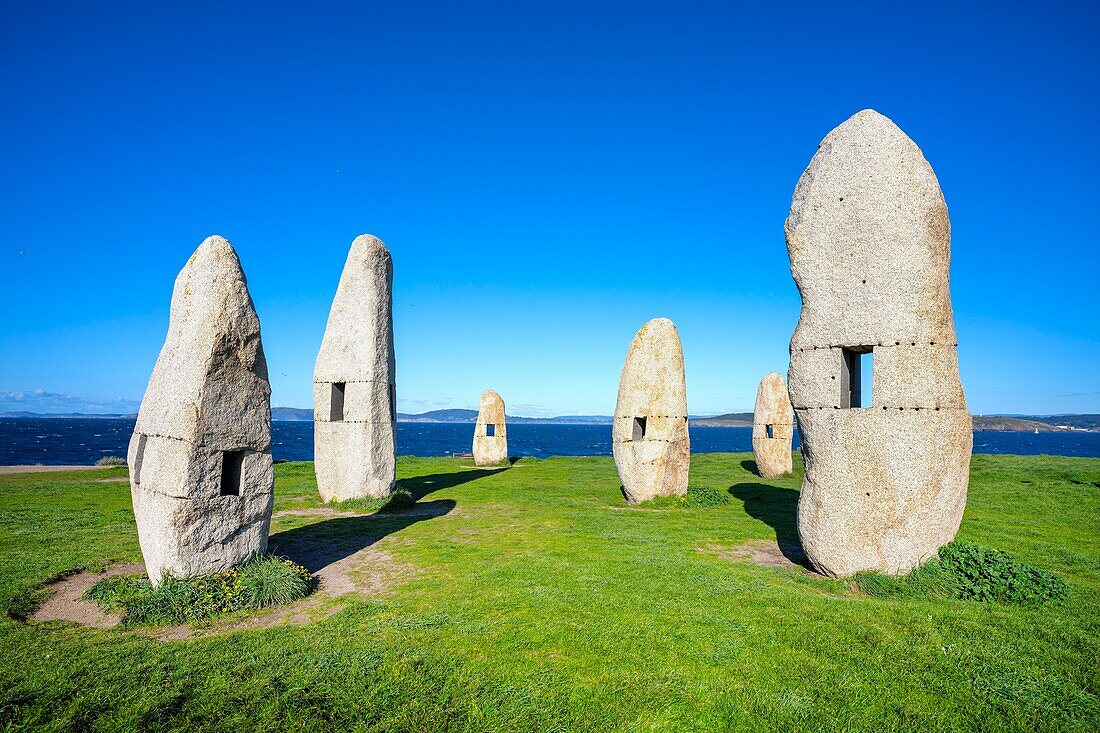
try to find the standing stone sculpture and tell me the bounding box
[128,236,274,586]
[613,318,690,502]
[314,234,397,501]
[786,109,972,578]
[751,371,794,478]
[472,390,508,466]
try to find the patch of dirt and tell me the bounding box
[274,507,361,519]
[30,563,146,628]
[701,540,819,574]
[29,498,450,637]
[0,465,110,475]
[275,504,453,521]
[94,477,130,483]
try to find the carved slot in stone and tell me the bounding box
[220,451,244,496]
[841,347,872,408]
[132,434,147,484]
[766,424,775,439]
[389,383,397,423]
[486,423,496,437]
[330,383,346,421]
[632,416,647,441]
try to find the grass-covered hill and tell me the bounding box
[1,454,1097,731]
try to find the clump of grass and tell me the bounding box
[336,487,416,513]
[95,456,126,466]
[84,556,316,626]
[641,485,733,509]
[853,541,1068,605]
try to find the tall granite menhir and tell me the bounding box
[786,109,972,578]
[751,371,793,478]
[128,236,274,585]
[613,318,690,503]
[473,390,508,466]
[314,234,397,501]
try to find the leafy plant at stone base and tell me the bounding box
[333,486,416,513]
[852,540,1069,605]
[641,485,733,509]
[84,555,316,626]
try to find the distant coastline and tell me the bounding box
[2,409,1096,432]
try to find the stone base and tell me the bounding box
[473,436,508,466]
[613,436,690,503]
[314,420,396,501]
[796,408,971,577]
[752,425,794,478]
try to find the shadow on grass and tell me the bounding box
[728,483,812,570]
[269,499,455,573]
[398,469,504,501]
[740,459,759,476]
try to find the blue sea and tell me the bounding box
[1,418,1098,465]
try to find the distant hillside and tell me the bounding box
[271,407,313,421]
[691,412,754,427]
[1040,414,1100,431]
[973,416,1066,432]
[397,409,479,423]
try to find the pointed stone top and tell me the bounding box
[477,389,506,427]
[480,389,504,404]
[314,234,395,383]
[617,317,686,417]
[351,233,389,255]
[136,235,269,448]
[760,371,785,389]
[754,371,792,426]
[786,109,955,346]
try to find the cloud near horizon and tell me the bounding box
[0,389,140,414]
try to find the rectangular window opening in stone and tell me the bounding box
[766,424,774,439]
[330,382,345,421]
[133,434,148,484]
[486,423,496,437]
[220,451,244,497]
[840,347,873,408]
[632,416,647,441]
[389,383,397,423]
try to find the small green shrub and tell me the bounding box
[641,485,733,509]
[238,554,314,607]
[853,541,1068,606]
[937,541,1068,604]
[95,456,126,466]
[336,487,416,513]
[85,556,316,626]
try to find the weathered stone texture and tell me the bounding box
[751,371,794,478]
[314,235,397,501]
[473,390,508,466]
[128,235,273,585]
[786,109,972,578]
[613,318,690,502]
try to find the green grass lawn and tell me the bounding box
[1,453,1098,731]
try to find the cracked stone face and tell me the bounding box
[128,236,273,585]
[752,371,794,478]
[613,318,690,503]
[473,390,507,466]
[313,235,397,501]
[786,109,972,578]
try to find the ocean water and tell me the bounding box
[1,418,1098,465]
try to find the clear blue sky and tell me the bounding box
[1,2,1097,417]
